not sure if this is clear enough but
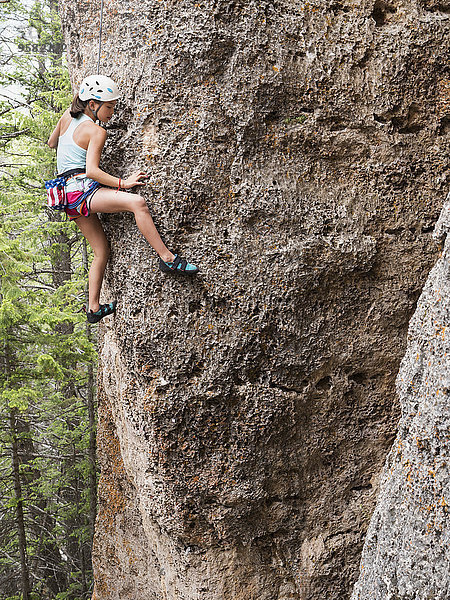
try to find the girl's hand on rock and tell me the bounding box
[123,171,148,189]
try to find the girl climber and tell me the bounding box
[47,74,198,323]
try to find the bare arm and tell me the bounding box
[85,127,112,184]
[86,126,147,189]
[47,109,69,148]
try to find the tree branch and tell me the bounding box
[0,130,30,140]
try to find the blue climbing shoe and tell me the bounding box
[85,301,117,323]
[159,254,199,275]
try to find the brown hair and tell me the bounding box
[70,94,89,118]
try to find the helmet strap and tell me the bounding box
[88,100,103,122]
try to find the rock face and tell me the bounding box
[58,0,450,598]
[351,196,450,600]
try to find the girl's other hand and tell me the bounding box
[123,171,148,189]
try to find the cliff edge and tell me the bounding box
[352,195,450,600]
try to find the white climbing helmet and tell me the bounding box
[78,75,120,102]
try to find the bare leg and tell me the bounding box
[90,188,174,262]
[75,214,110,312]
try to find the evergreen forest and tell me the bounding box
[0,1,97,598]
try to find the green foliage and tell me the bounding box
[283,114,308,125]
[0,2,97,599]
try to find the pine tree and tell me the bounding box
[0,1,98,598]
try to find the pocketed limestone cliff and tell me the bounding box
[352,195,450,600]
[58,0,450,598]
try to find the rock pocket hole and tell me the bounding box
[189,301,201,313]
[371,0,397,26]
[349,372,367,385]
[439,116,450,136]
[191,361,204,376]
[316,376,332,391]
[351,483,373,492]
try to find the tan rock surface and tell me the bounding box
[352,196,450,599]
[59,0,450,598]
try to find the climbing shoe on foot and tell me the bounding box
[84,301,117,323]
[159,254,199,275]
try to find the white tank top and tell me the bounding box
[56,114,92,174]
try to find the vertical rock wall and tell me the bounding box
[352,195,450,600]
[58,0,450,598]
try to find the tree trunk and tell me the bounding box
[5,341,31,600]
[8,408,31,600]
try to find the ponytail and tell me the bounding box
[70,94,88,118]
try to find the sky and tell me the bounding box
[0,0,34,103]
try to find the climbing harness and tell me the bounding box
[45,168,85,210]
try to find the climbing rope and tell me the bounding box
[96,0,104,74]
